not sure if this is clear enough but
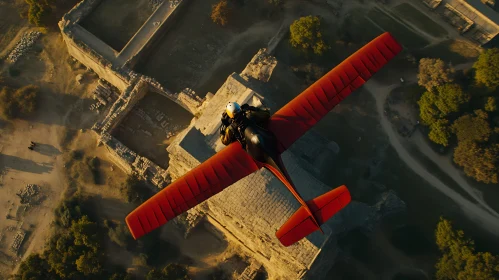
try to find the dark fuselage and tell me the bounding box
[241,125,321,230]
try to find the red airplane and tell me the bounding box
[126,32,402,247]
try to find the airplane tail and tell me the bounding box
[275,185,351,247]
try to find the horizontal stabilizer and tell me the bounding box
[275,185,351,247]
[307,185,351,224]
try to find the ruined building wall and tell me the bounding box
[59,0,131,91]
[93,80,148,133]
[124,0,193,68]
[61,0,103,25]
[99,132,136,174]
[59,30,130,91]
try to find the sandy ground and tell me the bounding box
[0,24,101,277]
[0,0,27,56]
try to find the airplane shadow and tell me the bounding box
[32,143,62,157]
[0,154,53,174]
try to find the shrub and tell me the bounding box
[211,0,230,26]
[0,85,39,119]
[289,16,328,55]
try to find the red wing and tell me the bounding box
[268,32,402,153]
[126,142,259,239]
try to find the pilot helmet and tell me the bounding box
[226,102,241,119]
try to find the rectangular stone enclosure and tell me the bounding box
[134,0,281,97]
[79,0,157,51]
[111,91,192,169]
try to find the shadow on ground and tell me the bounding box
[0,154,53,174]
[33,143,62,157]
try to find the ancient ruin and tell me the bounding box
[59,1,406,278]
[422,0,499,45]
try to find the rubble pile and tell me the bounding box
[90,80,119,112]
[16,184,39,204]
[7,31,42,63]
[11,230,26,253]
[149,0,164,10]
[240,49,277,82]
[177,88,204,114]
[169,0,181,8]
[129,108,184,139]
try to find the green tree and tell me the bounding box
[13,254,56,280]
[133,253,149,267]
[211,0,230,26]
[146,263,190,280]
[289,15,328,55]
[44,233,81,278]
[435,217,499,279]
[473,48,499,90]
[0,85,39,119]
[55,196,83,228]
[453,142,499,184]
[429,119,451,147]
[75,251,102,276]
[418,90,439,125]
[71,215,100,251]
[418,84,469,127]
[25,0,52,26]
[120,175,152,204]
[434,84,470,116]
[485,97,497,112]
[451,112,491,143]
[417,58,455,91]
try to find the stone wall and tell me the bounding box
[60,0,103,25]
[99,132,136,174]
[240,48,278,82]
[94,80,148,133]
[123,0,192,68]
[59,29,131,91]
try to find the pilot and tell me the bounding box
[220,102,271,147]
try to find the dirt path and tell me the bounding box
[364,78,499,236]
[0,26,32,58]
[411,131,499,217]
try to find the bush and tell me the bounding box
[120,175,153,204]
[86,156,102,184]
[146,264,190,280]
[451,111,491,143]
[211,0,230,26]
[0,85,39,119]
[429,119,451,147]
[453,142,499,184]
[25,0,52,27]
[417,58,454,91]
[132,253,149,268]
[70,149,84,160]
[107,222,131,248]
[435,217,499,279]
[473,48,499,90]
[485,97,497,112]
[289,15,328,55]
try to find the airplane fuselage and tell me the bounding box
[242,124,322,230]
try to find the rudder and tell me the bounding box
[275,185,351,247]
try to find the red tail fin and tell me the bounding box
[275,185,351,247]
